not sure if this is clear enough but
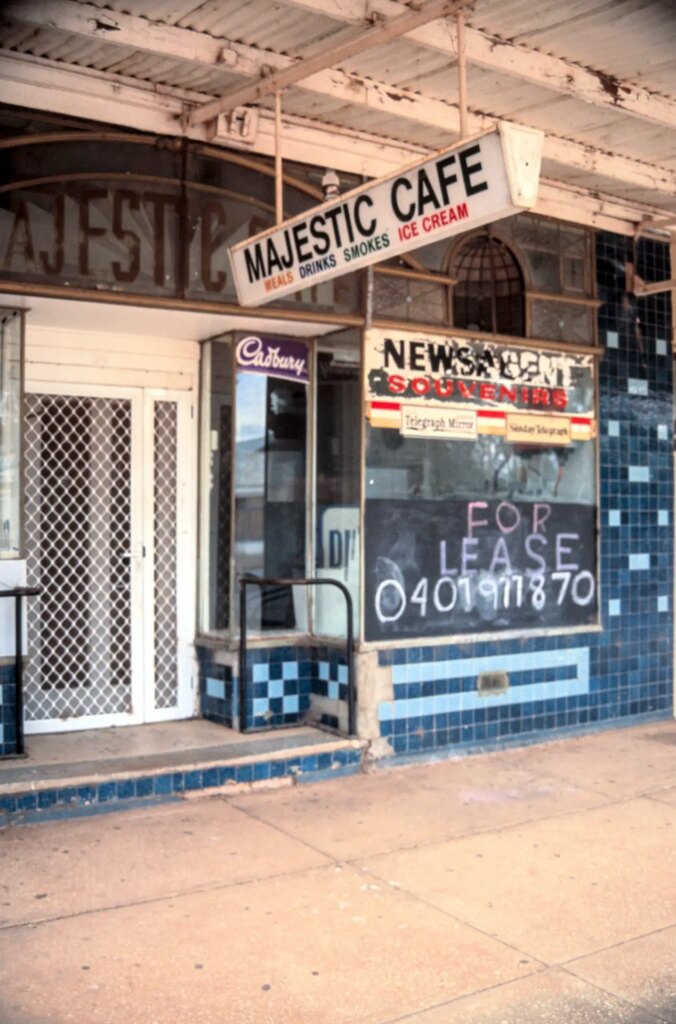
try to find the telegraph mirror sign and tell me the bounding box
[228,122,543,307]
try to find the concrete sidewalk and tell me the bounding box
[1,720,676,1024]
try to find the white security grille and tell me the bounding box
[24,395,133,721]
[152,401,179,709]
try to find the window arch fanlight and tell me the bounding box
[449,228,526,338]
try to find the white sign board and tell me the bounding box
[401,406,477,440]
[315,506,359,635]
[228,123,543,307]
[0,560,27,658]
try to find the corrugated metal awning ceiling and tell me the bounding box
[1,0,676,224]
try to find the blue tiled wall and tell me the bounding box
[198,643,348,731]
[246,646,313,729]
[311,647,350,732]
[0,664,17,756]
[376,231,674,756]
[198,647,236,727]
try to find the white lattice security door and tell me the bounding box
[24,385,195,733]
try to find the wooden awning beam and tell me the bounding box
[187,0,474,128]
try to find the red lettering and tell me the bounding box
[499,384,517,403]
[423,212,441,232]
[458,381,477,399]
[414,203,467,235]
[531,387,551,406]
[263,270,294,292]
[397,222,419,241]
[479,383,496,401]
[434,379,453,398]
[411,377,430,395]
[552,388,568,410]
[388,374,406,394]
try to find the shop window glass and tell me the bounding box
[362,327,598,642]
[199,340,233,634]
[373,271,447,326]
[0,310,22,558]
[513,216,592,297]
[315,331,361,637]
[451,234,525,336]
[234,369,308,632]
[200,335,309,636]
[530,300,594,346]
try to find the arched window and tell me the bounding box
[450,231,525,337]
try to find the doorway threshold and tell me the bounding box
[0,720,366,826]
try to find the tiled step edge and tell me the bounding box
[0,740,366,825]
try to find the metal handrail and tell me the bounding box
[238,576,356,737]
[0,585,40,757]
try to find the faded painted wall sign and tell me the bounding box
[228,124,543,306]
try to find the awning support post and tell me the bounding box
[275,90,283,224]
[457,9,468,139]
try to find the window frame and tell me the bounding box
[370,214,600,352]
[0,307,25,561]
[198,332,316,642]
[358,323,602,649]
[447,226,528,337]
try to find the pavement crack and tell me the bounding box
[558,964,673,1024]
[0,861,333,933]
[560,920,676,968]
[354,860,550,970]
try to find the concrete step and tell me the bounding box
[0,726,366,825]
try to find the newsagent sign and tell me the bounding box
[362,327,598,641]
[228,123,543,307]
[364,327,596,443]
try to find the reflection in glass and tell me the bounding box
[0,310,22,557]
[366,424,595,505]
[315,332,361,636]
[235,369,308,632]
[200,340,233,633]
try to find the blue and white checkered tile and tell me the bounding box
[378,231,673,757]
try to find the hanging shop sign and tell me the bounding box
[228,123,544,307]
[235,334,309,384]
[364,327,595,442]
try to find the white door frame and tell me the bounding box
[24,382,197,733]
[142,387,197,724]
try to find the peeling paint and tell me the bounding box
[385,90,414,104]
[90,16,121,33]
[355,650,393,748]
[591,68,622,104]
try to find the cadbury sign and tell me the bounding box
[228,123,543,307]
[235,335,309,383]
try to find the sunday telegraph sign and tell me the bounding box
[228,123,543,307]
